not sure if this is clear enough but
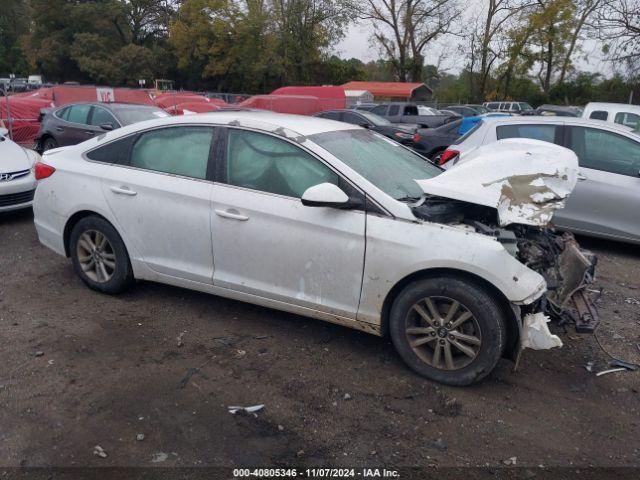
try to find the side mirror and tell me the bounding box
[100,123,115,131]
[301,183,360,209]
[359,122,372,129]
[0,127,8,137]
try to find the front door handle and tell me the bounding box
[577,173,588,181]
[55,127,64,132]
[214,208,249,221]
[85,130,95,135]
[109,185,137,196]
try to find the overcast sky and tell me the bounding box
[332,12,611,78]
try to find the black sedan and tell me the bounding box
[36,102,170,152]
[314,109,418,145]
[412,119,464,160]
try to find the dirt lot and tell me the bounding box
[1,209,639,472]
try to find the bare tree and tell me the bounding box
[361,0,460,82]
[474,0,534,99]
[596,0,640,75]
[121,0,177,44]
[557,0,602,84]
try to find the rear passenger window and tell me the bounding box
[342,112,365,125]
[567,126,640,176]
[589,110,608,121]
[56,107,70,120]
[90,107,118,129]
[67,105,91,124]
[370,105,387,116]
[130,127,214,179]
[496,124,558,144]
[225,129,339,198]
[320,111,341,121]
[389,105,400,116]
[614,112,640,129]
[86,135,136,164]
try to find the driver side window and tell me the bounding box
[225,129,339,198]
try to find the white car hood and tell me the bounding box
[415,139,579,227]
[0,137,32,172]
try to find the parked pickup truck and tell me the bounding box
[368,102,460,128]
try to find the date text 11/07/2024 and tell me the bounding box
[232,468,401,478]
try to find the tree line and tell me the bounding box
[0,0,639,105]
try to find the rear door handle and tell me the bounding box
[109,185,137,196]
[214,208,249,221]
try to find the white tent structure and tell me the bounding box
[344,89,374,106]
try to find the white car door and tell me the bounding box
[98,125,216,283]
[210,128,366,318]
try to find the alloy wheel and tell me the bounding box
[405,296,482,370]
[76,230,116,283]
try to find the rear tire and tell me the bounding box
[389,275,506,386]
[69,216,134,294]
[41,137,58,152]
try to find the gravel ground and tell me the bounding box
[1,209,639,471]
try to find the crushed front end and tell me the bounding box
[513,227,599,333]
[413,139,601,337]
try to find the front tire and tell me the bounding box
[69,216,134,294]
[389,276,506,386]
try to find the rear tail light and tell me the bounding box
[413,133,421,143]
[34,162,56,180]
[438,149,459,166]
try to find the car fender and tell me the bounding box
[357,215,546,325]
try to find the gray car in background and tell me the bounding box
[36,102,170,152]
[444,117,640,244]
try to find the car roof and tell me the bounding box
[56,102,159,110]
[584,102,640,112]
[99,110,359,140]
[318,109,360,113]
[479,115,635,133]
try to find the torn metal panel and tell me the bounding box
[415,139,578,227]
[521,313,563,350]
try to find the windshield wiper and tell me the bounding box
[397,195,424,204]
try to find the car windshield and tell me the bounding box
[111,105,170,125]
[310,129,441,201]
[472,105,490,114]
[358,111,391,126]
[519,103,533,111]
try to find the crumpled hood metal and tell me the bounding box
[415,139,579,226]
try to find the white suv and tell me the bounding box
[582,102,640,130]
[483,101,533,114]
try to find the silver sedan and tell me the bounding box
[444,116,640,244]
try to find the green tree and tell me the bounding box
[0,0,32,75]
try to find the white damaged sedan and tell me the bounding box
[32,111,597,385]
